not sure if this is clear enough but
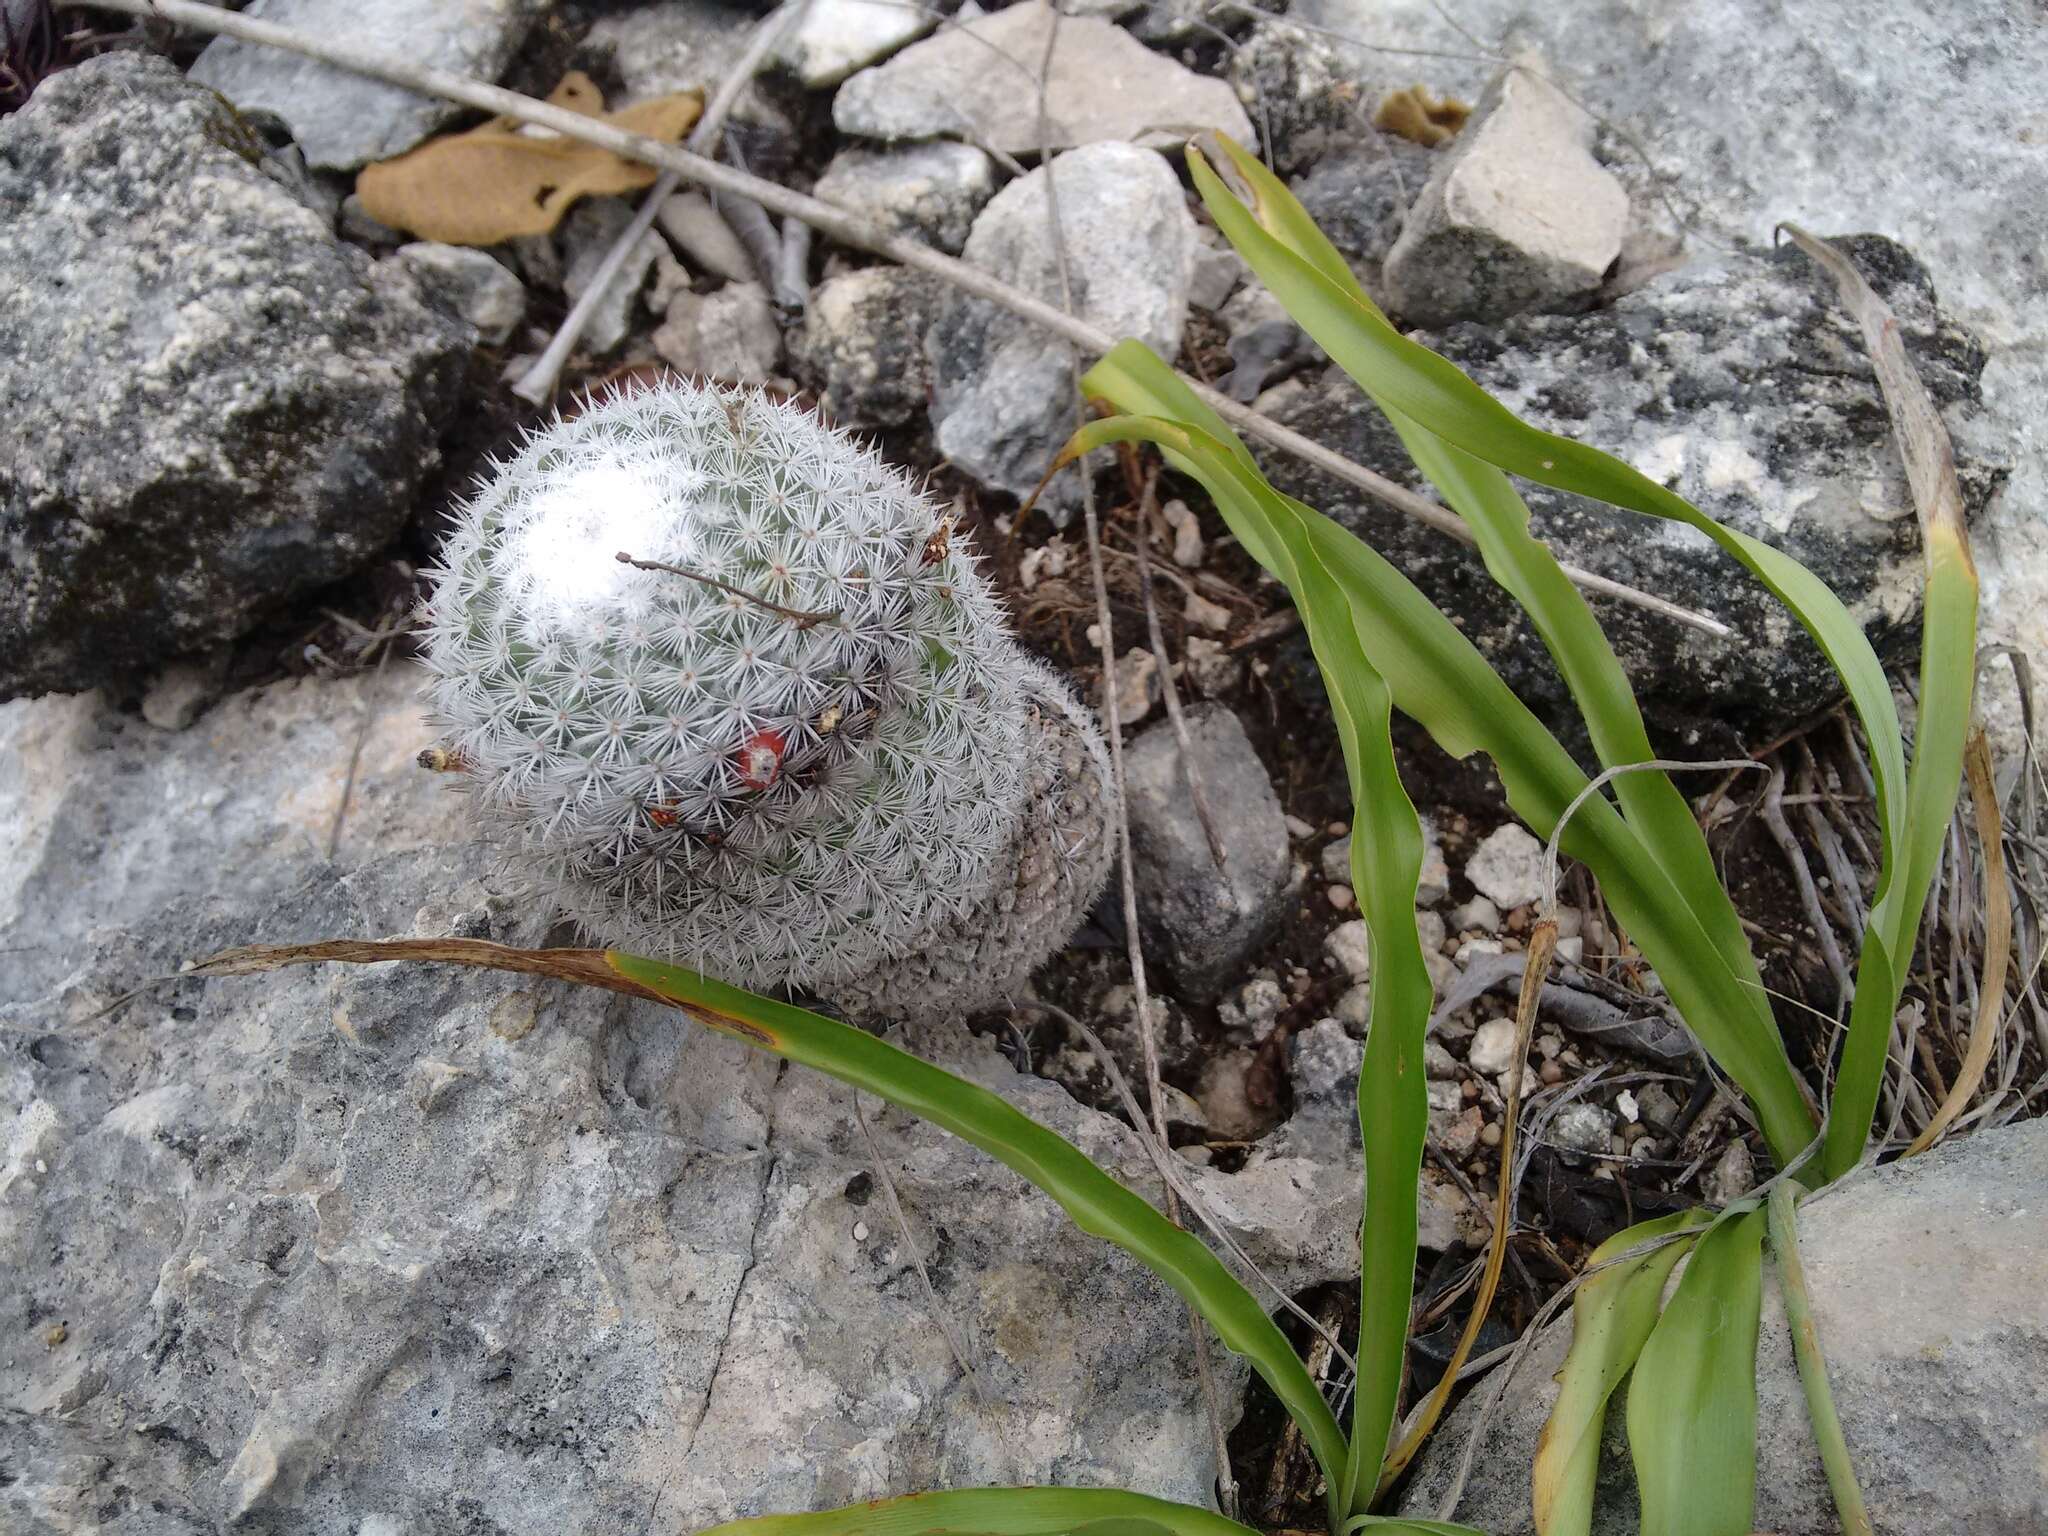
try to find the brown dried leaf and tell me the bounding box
[355,75,702,244]
[1375,84,1471,147]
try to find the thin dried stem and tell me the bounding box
[614,551,838,629]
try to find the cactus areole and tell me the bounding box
[421,382,1112,1024]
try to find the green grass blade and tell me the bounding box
[1072,352,1817,1168]
[1189,138,1908,888]
[1532,1210,1710,1536]
[1241,459,1434,1517]
[1624,1208,1767,1536]
[1346,1520,1493,1536]
[1053,388,1430,1514]
[1194,136,1772,1025]
[606,953,1349,1501]
[696,1487,1265,1536]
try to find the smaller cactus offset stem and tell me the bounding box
[421,381,1111,1024]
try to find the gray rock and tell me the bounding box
[658,191,763,286]
[1288,135,1439,301]
[561,198,667,357]
[586,0,760,104]
[1546,1101,1614,1157]
[654,281,784,385]
[1383,59,1631,326]
[1224,20,1367,176]
[1281,0,2046,761]
[929,143,1194,514]
[0,663,1389,1529]
[1188,235,1247,312]
[1449,894,1503,934]
[1467,1016,1520,1076]
[793,266,942,429]
[1466,823,1546,910]
[1401,1117,2048,1535]
[834,1,1255,155]
[1258,237,2003,746]
[1122,705,1291,1003]
[139,650,230,733]
[814,142,998,255]
[189,0,540,171]
[1324,919,1371,980]
[1215,284,1320,403]
[394,242,526,345]
[779,0,936,88]
[0,54,466,702]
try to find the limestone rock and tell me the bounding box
[189,0,540,170]
[928,143,1194,515]
[1259,237,2003,747]
[394,242,526,345]
[1121,705,1291,1004]
[813,142,997,255]
[1383,59,1631,325]
[779,0,936,88]
[1278,0,2046,760]
[0,54,466,701]
[0,664,1358,1530]
[560,198,667,357]
[1400,1118,2048,1534]
[834,1,1254,154]
[653,282,784,384]
[1466,823,1546,910]
[792,266,942,430]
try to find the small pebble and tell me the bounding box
[1448,894,1501,933]
[1285,815,1316,839]
[1480,1121,1503,1148]
[1455,937,1506,968]
[1327,884,1356,910]
[1467,1016,1520,1075]
[852,1221,869,1242]
[1538,1058,1563,1085]
[1324,919,1372,979]
[1334,983,1372,1032]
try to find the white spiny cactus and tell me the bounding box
[420,381,1111,1022]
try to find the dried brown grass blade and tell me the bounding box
[1378,919,1558,1492]
[186,937,670,1005]
[1775,223,1974,564]
[1904,731,2012,1153]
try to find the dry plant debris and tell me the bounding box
[1375,84,1472,146]
[355,71,702,244]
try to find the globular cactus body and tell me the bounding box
[421,382,1111,1022]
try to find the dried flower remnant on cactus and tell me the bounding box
[420,381,1112,1023]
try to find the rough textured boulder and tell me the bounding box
[1281,0,2046,754]
[833,1,1254,155]
[1121,706,1293,1004]
[928,143,1194,517]
[0,667,1362,1531]
[0,53,467,702]
[1260,237,2002,747]
[1400,1116,2048,1534]
[1381,60,1631,325]
[188,0,541,171]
